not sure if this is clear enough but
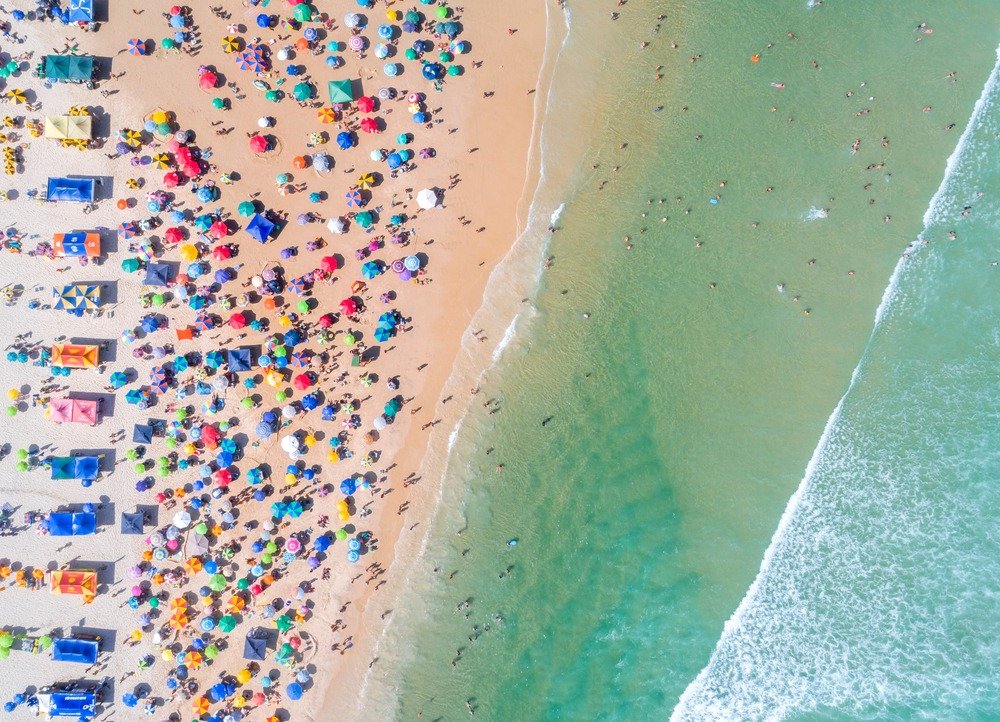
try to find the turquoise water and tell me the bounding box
[375,2,1000,719]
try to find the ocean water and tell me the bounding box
[368,2,1000,720]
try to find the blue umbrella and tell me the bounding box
[284,329,302,346]
[321,404,336,421]
[173,355,189,372]
[361,261,380,279]
[205,351,225,368]
[169,14,185,28]
[377,24,394,39]
[285,500,304,518]
[194,214,214,231]
[336,131,353,149]
[256,13,271,28]
[386,152,402,169]
[378,312,397,327]
[304,27,318,41]
[345,188,362,207]
[413,111,428,124]
[196,186,216,202]
[122,693,138,708]
[110,371,128,388]
[301,393,318,411]
[141,316,159,333]
[373,325,392,343]
[200,616,216,632]
[422,62,444,81]
[173,31,186,44]
[214,268,232,284]
[383,62,399,77]
[340,478,358,495]
[247,467,264,484]
[314,534,331,551]
[188,295,207,310]
[287,682,304,701]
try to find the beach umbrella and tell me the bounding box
[199,70,218,90]
[249,135,269,153]
[194,214,213,231]
[218,614,237,633]
[327,217,347,234]
[293,82,312,101]
[404,255,421,271]
[345,188,362,207]
[359,117,379,134]
[361,261,380,279]
[336,131,354,149]
[422,62,445,80]
[287,682,304,701]
[374,326,392,343]
[386,152,402,170]
[110,371,128,388]
[213,245,233,262]
[355,211,374,228]
[209,220,229,239]
[127,38,147,55]
[237,200,256,217]
[317,107,336,123]
[206,351,225,368]
[416,188,438,209]
[221,35,240,53]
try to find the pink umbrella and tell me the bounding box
[348,35,365,52]
[249,134,268,153]
[131,585,143,596]
[166,538,180,551]
[285,537,302,553]
[199,70,218,90]
[356,96,375,113]
[163,171,180,188]
[164,227,184,244]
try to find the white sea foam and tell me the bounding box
[803,206,828,221]
[673,44,1000,722]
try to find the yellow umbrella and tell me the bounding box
[125,178,140,189]
[152,153,170,169]
[221,35,241,53]
[149,110,169,125]
[236,668,252,685]
[123,129,142,147]
[5,89,26,104]
[356,173,375,190]
[317,107,336,124]
[179,244,199,261]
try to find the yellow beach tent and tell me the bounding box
[43,115,92,141]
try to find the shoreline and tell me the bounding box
[307,1,555,718]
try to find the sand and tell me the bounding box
[0,0,546,719]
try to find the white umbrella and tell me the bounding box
[369,148,386,161]
[280,435,300,453]
[276,47,291,61]
[212,376,229,391]
[416,188,438,210]
[257,116,273,128]
[327,217,347,234]
[172,510,192,530]
[282,404,297,419]
[344,13,361,28]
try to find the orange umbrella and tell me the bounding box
[192,697,210,714]
[186,650,203,669]
[169,597,188,611]
[226,595,246,613]
[262,297,278,311]
[291,155,307,169]
[184,557,203,574]
[167,613,189,630]
[317,107,335,123]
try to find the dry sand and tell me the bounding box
[0,0,547,719]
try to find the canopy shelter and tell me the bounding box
[53,232,101,258]
[245,214,275,242]
[38,687,97,720]
[227,348,253,372]
[328,79,356,103]
[120,511,145,535]
[65,0,94,23]
[242,630,272,661]
[47,177,96,202]
[132,423,154,443]
[49,569,97,604]
[53,283,102,313]
[48,511,97,536]
[44,115,93,140]
[49,398,99,425]
[144,262,172,286]
[50,456,100,481]
[50,343,99,369]
[51,637,100,665]
[43,55,95,83]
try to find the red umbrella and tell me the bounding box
[214,469,233,486]
[318,313,334,328]
[199,71,218,91]
[212,245,232,261]
[164,227,184,244]
[229,312,247,329]
[183,161,202,177]
[209,220,229,239]
[292,374,311,390]
[200,424,220,447]
[339,298,357,315]
[320,255,339,273]
[356,96,375,113]
[248,134,268,153]
[163,171,180,188]
[359,117,379,134]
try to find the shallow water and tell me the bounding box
[374,2,1000,719]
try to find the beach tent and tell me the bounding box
[47,177,96,202]
[328,79,356,103]
[44,115,93,140]
[132,423,154,443]
[53,232,101,258]
[51,637,100,665]
[50,456,100,481]
[227,348,253,372]
[49,398,99,425]
[49,570,98,604]
[53,283,102,313]
[65,0,94,23]
[242,634,268,661]
[43,55,95,83]
[144,262,172,286]
[50,343,100,369]
[120,511,145,535]
[245,214,275,242]
[48,511,97,536]
[37,688,97,719]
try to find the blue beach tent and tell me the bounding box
[47,177,96,202]
[245,214,275,242]
[40,690,97,719]
[48,511,97,536]
[51,637,100,664]
[144,262,172,286]
[227,348,253,372]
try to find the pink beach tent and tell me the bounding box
[50,398,99,426]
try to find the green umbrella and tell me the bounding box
[204,644,220,659]
[436,5,449,18]
[236,578,250,590]
[175,408,188,421]
[438,51,452,62]
[404,48,418,61]
[164,437,177,448]
[237,201,256,217]
[125,448,139,461]
[264,89,280,102]
[218,615,237,633]
[293,82,311,102]
[275,391,287,403]
[327,79,355,104]
[16,449,27,461]
[265,541,278,554]
[241,397,254,409]
[212,97,225,109]
[121,258,141,273]
[296,300,309,313]
[293,3,312,22]
[134,462,146,474]
[148,597,160,608]
[274,614,293,632]
[335,529,348,541]
[343,333,356,346]
[396,133,410,145]
[195,522,209,534]
[260,553,273,565]
[156,122,171,135]
[208,573,227,592]
[5,406,15,417]
[354,210,373,228]
[273,346,287,357]
[15,461,27,472]
[447,64,462,77]
[151,293,165,306]
[161,37,175,49]
[0,633,12,649]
